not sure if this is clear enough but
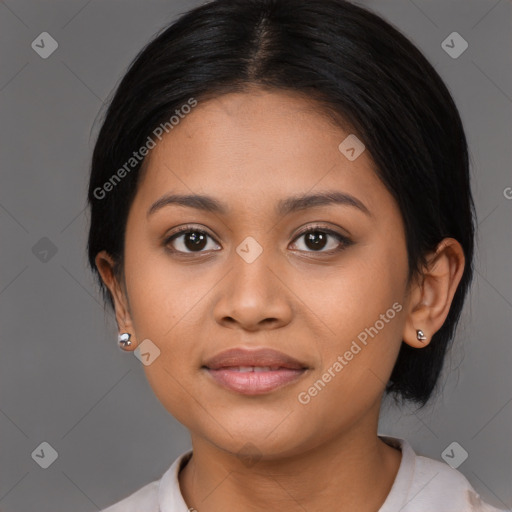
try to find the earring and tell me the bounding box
[118,332,132,349]
[416,329,427,342]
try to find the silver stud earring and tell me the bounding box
[118,332,132,348]
[416,329,427,341]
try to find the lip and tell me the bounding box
[204,347,307,370]
[202,347,309,395]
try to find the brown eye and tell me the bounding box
[290,227,352,253]
[164,224,352,256]
[165,227,220,253]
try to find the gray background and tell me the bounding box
[0,0,511,510]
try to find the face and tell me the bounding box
[105,88,413,458]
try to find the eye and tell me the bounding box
[165,225,221,254]
[290,225,352,253]
[164,224,352,255]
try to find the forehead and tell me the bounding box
[133,89,388,218]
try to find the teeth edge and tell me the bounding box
[233,366,280,372]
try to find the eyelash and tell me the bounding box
[164,224,353,256]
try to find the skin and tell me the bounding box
[96,87,465,511]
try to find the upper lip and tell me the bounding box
[203,348,308,370]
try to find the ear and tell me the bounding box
[402,238,465,349]
[95,250,138,350]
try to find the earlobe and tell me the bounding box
[402,238,465,349]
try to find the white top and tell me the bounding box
[101,436,508,511]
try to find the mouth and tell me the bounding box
[202,348,309,395]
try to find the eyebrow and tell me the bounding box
[147,191,371,218]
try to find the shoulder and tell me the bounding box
[100,450,193,512]
[413,453,502,511]
[379,436,508,512]
[100,480,160,512]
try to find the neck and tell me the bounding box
[179,408,402,511]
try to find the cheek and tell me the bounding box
[122,232,203,335]
[121,240,215,413]
[320,238,407,338]
[311,230,408,386]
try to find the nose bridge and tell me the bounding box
[231,233,278,296]
[213,232,292,329]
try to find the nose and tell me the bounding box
[212,245,293,332]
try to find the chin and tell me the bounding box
[197,414,315,460]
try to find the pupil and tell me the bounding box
[186,232,207,251]
[306,231,327,250]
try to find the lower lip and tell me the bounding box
[204,367,306,395]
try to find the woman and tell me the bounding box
[87,0,507,510]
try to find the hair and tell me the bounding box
[87,0,475,407]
